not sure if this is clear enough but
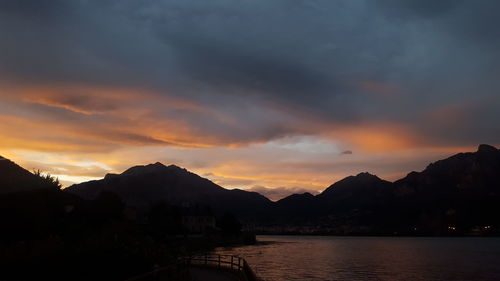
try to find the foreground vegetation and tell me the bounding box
[0,185,254,281]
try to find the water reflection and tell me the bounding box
[214,236,500,281]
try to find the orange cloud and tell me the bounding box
[324,122,425,153]
[424,102,479,127]
[17,84,203,115]
[0,113,175,153]
[0,82,484,195]
[0,83,251,151]
[344,130,415,152]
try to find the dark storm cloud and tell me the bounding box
[172,40,332,103]
[374,0,500,146]
[1,0,500,147]
[0,0,177,87]
[376,0,462,19]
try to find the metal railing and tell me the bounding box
[181,254,259,281]
[125,254,260,281]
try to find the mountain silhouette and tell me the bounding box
[274,192,316,220]
[2,144,499,235]
[318,172,394,208]
[270,144,500,234]
[0,156,82,243]
[65,162,272,220]
[0,156,60,194]
[319,172,394,224]
[395,144,500,195]
[389,144,500,234]
[270,172,395,227]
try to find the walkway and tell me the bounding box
[125,254,259,281]
[189,267,241,281]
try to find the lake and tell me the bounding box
[214,236,500,281]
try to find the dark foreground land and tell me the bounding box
[0,188,255,281]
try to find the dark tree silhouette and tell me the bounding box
[33,170,62,189]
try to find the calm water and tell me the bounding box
[214,236,500,281]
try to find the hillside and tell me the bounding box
[0,156,60,194]
[65,162,272,220]
[390,144,500,234]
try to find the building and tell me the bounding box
[181,215,216,233]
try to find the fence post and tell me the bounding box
[205,254,208,265]
[218,255,221,269]
[231,256,234,270]
[238,257,241,271]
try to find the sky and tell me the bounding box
[1,0,499,200]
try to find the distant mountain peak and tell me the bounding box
[337,172,383,185]
[280,192,315,201]
[143,162,168,170]
[355,172,379,179]
[320,172,389,197]
[166,164,185,170]
[337,172,382,184]
[478,144,498,153]
[121,162,175,177]
[90,163,191,183]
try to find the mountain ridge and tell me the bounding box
[65,161,272,220]
[2,144,499,234]
[0,156,60,194]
